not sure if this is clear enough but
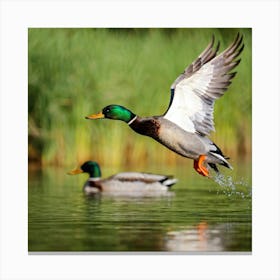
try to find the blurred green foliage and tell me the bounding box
[28,28,251,168]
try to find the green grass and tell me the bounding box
[28,28,252,168]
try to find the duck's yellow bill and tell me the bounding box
[85,112,104,120]
[67,168,84,175]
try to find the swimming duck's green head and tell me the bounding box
[86,105,136,123]
[68,161,101,178]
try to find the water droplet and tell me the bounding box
[213,173,251,198]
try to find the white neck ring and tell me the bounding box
[128,116,137,125]
[88,177,101,181]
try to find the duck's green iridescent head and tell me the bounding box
[68,161,101,178]
[86,105,136,123]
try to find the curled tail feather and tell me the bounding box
[209,151,233,173]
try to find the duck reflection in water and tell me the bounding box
[165,221,227,252]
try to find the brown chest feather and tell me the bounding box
[87,180,103,191]
[129,117,160,139]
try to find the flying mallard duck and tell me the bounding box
[68,161,177,195]
[86,34,244,177]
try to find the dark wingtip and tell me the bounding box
[229,71,237,79]
[238,43,245,56]
[215,40,220,53]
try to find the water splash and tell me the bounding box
[213,173,251,199]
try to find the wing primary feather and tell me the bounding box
[198,35,215,61]
[228,43,244,60]
[183,36,219,76]
[226,72,237,80]
[170,36,220,92]
[165,34,244,136]
[224,33,242,53]
[222,34,244,60]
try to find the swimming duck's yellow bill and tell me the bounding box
[67,168,84,175]
[85,112,104,120]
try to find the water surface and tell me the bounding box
[28,162,252,252]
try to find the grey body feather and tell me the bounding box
[156,118,231,168]
[83,172,177,195]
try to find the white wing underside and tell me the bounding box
[164,66,216,134]
[164,34,244,136]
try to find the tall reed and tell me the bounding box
[28,28,252,168]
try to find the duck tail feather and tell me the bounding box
[209,151,233,170]
[208,163,219,173]
[162,177,178,187]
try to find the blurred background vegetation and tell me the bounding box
[28,28,251,170]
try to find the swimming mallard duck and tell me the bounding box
[68,161,177,195]
[86,34,244,177]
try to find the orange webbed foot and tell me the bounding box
[193,155,209,177]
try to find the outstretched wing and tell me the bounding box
[163,33,244,136]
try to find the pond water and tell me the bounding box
[28,161,252,253]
